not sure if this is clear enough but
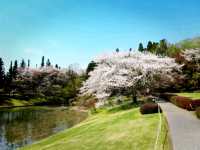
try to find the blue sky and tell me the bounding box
[0,0,200,69]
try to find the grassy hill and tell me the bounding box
[177,37,200,49]
[21,107,169,150]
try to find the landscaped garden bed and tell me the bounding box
[162,93,200,111]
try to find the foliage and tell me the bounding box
[138,43,144,52]
[140,102,162,114]
[169,96,198,110]
[13,60,18,79]
[21,108,168,150]
[86,61,97,78]
[0,61,85,105]
[196,107,200,119]
[46,58,51,67]
[81,51,181,104]
[41,56,45,67]
[176,92,200,100]
[0,58,5,88]
[180,49,200,90]
[177,37,200,49]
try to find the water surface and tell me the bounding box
[0,106,88,150]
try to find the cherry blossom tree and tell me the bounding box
[183,48,200,62]
[80,51,181,105]
[181,48,200,90]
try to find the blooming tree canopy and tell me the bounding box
[80,51,181,100]
[183,48,200,62]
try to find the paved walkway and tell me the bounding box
[158,102,200,150]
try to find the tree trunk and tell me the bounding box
[132,88,138,104]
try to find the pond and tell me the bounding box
[0,106,88,150]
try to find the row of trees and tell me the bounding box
[138,39,181,57]
[114,39,181,58]
[0,56,85,105]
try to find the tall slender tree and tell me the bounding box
[20,59,26,69]
[0,58,5,88]
[28,59,30,68]
[6,61,13,82]
[55,64,59,69]
[46,59,51,67]
[13,60,18,79]
[41,56,45,67]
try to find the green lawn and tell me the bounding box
[0,98,48,108]
[21,107,169,150]
[176,92,200,100]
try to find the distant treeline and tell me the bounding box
[0,56,86,105]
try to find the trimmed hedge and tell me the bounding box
[196,107,200,119]
[170,96,200,111]
[140,103,162,114]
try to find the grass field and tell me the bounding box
[176,93,200,100]
[21,106,169,150]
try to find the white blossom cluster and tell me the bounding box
[81,51,181,100]
[183,48,200,61]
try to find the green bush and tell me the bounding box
[196,107,200,119]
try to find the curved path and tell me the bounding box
[158,102,200,150]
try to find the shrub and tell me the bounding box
[169,96,200,111]
[196,107,200,119]
[140,103,162,114]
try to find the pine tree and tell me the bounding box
[147,41,153,52]
[41,56,45,67]
[55,64,59,69]
[7,61,13,82]
[157,39,168,56]
[86,61,97,78]
[28,59,30,68]
[0,58,5,88]
[13,60,18,79]
[5,61,13,95]
[152,42,159,53]
[116,48,119,53]
[129,48,132,52]
[138,43,144,52]
[46,59,51,67]
[20,59,26,69]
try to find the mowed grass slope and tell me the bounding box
[21,107,167,150]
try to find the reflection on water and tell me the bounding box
[0,106,88,150]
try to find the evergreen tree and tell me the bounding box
[6,61,13,82]
[0,58,5,88]
[28,59,30,68]
[41,56,45,67]
[13,60,18,79]
[116,48,119,53]
[129,48,132,52]
[152,42,159,53]
[157,39,168,56]
[20,59,26,69]
[147,41,153,52]
[86,61,97,78]
[55,64,59,69]
[138,43,144,52]
[46,59,51,67]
